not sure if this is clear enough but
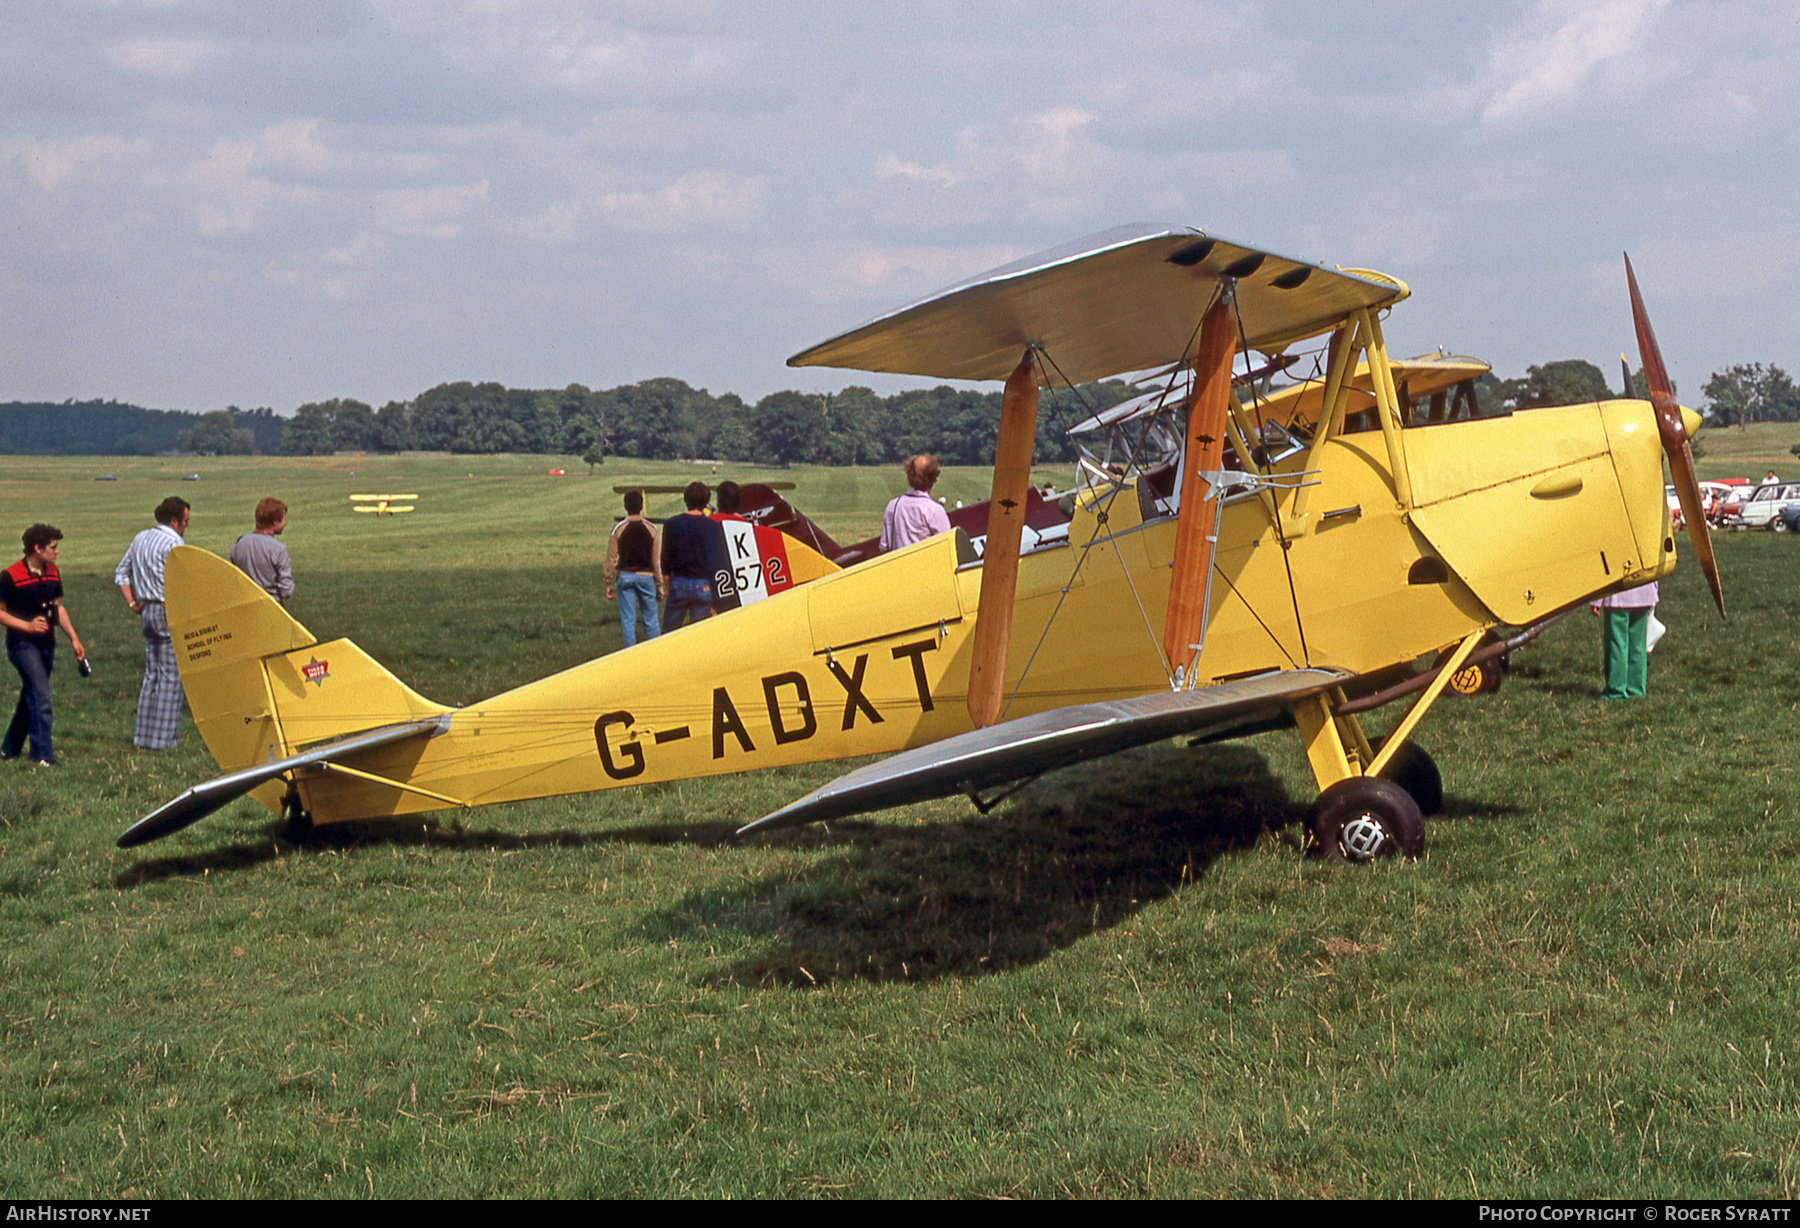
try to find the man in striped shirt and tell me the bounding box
[114,497,190,750]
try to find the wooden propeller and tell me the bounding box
[1625,253,1724,617]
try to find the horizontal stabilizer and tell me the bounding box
[738,667,1352,835]
[117,716,451,849]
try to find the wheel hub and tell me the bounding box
[1339,813,1388,861]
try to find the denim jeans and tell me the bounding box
[616,573,661,648]
[4,637,54,764]
[662,574,714,633]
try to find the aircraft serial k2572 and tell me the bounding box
[120,224,1724,861]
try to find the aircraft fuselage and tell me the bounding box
[272,397,1671,824]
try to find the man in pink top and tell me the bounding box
[880,455,951,552]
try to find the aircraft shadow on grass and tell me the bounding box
[114,742,1523,967]
[114,742,1290,884]
[649,744,1307,986]
[111,810,743,888]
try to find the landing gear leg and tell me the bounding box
[1291,690,1429,863]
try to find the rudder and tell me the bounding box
[166,547,449,813]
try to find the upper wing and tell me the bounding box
[787,224,1409,385]
[737,667,1352,835]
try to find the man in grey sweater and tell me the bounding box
[230,497,294,603]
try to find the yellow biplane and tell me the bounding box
[350,493,417,516]
[120,225,1722,862]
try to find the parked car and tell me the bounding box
[1725,482,1800,531]
[1668,480,1746,529]
[1706,479,1754,527]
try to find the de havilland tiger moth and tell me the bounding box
[119,224,1722,862]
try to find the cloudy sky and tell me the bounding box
[3,0,1795,414]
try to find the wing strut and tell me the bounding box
[1164,288,1238,686]
[967,350,1040,728]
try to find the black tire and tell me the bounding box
[1374,738,1443,817]
[1773,517,1790,534]
[1310,777,1425,864]
[282,790,313,841]
[1448,657,1502,696]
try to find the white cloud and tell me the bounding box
[597,169,767,231]
[1480,0,1670,123]
[1,133,148,195]
[106,35,216,78]
[376,179,489,238]
[186,139,271,236]
[818,242,1025,299]
[873,151,959,189]
[3,1,1795,411]
[870,106,1116,222]
[182,124,349,237]
[322,230,392,269]
[261,229,394,305]
[369,0,747,93]
[256,118,335,177]
[514,201,582,243]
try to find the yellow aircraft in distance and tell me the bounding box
[120,225,1722,862]
[350,493,418,516]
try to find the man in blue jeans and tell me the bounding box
[660,481,717,632]
[0,525,87,766]
[604,490,664,648]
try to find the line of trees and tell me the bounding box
[6,356,1795,462]
[281,379,1136,467]
[1493,358,1800,427]
[0,402,283,456]
[275,359,1798,466]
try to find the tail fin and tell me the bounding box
[738,483,845,559]
[166,547,450,812]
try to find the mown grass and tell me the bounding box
[1694,421,1800,477]
[1,452,1796,1198]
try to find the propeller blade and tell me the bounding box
[1626,253,1724,617]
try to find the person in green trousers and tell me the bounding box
[1591,582,1659,699]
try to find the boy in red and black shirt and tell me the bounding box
[0,525,87,765]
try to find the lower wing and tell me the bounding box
[738,667,1351,834]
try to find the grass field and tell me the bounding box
[1,451,1797,1198]
[1692,421,1800,479]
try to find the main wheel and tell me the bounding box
[1374,738,1443,817]
[1448,657,1502,696]
[1310,777,1425,864]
